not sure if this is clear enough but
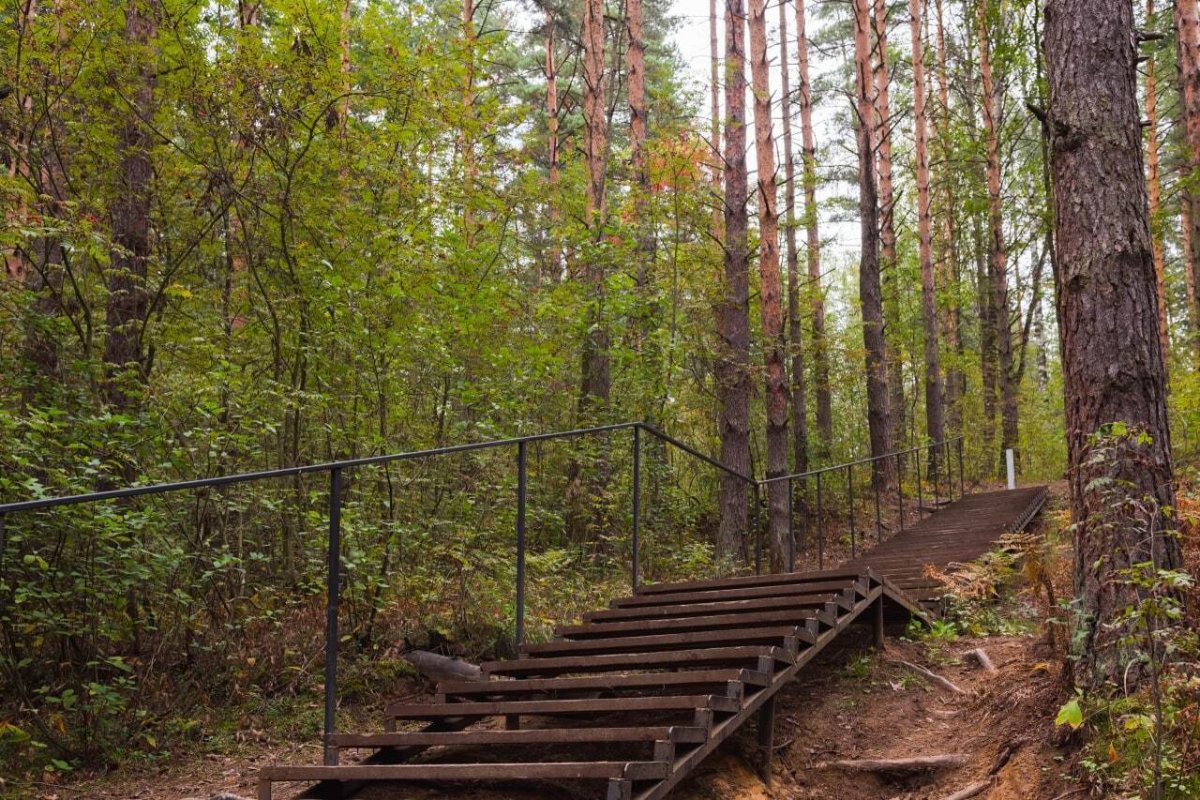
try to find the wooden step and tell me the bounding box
[258,760,669,782]
[482,645,793,678]
[557,605,829,640]
[330,725,708,749]
[633,568,864,596]
[606,579,859,610]
[438,668,770,699]
[386,694,741,721]
[521,627,809,658]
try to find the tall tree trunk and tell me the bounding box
[545,8,562,281]
[716,0,752,561]
[796,0,831,459]
[1176,0,1200,360]
[579,0,610,413]
[978,0,1018,475]
[911,0,944,475]
[1044,0,1181,691]
[103,0,158,412]
[1145,0,1169,364]
[779,0,808,476]
[933,0,964,434]
[709,0,722,232]
[748,0,791,571]
[873,0,904,452]
[627,0,651,272]
[461,0,477,247]
[855,0,894,492]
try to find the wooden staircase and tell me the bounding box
[256,487,1047,800]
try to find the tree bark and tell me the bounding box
[779,0,808,477]
[1144,0,1169,363]
[626,0,653,294]
[796,0,831,460]
[1176,0,1200,359]
[709,0,722,230]
[911,0,944,476]
[978,0,1018,475]
[580,0,610,414]
[1045,0,1181,690]
[716,0,753,562]
[873,0,904,453]
[855,0,894,492]
[933,0,964,435]
[748,0,791,572]
[545,8,562,280]
[103,0,158,411]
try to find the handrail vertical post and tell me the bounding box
[631,425,641,591]
[753,483,762,575]
[916,446,924,515]
[816,472,824,570]
[787,477,795,572]
[897,453,904,532]
[958,438,965,499]
[323,467,343,766]
[847,464,856,559]
[873,466,882,541]
[515,440,528,652]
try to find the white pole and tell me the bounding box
[1005,448,1016,490]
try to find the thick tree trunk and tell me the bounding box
[1177,0,1200,359]
[796,0,831,459]
[580,0,610,413]
[1145,0,1169,363]
[1045,0,1181,690]
[749,0,791,572]
[911,0,944,476]
[855,0,894,492]
[103,0,157,411]
[779,0,808,477]
[978,0,1018,475]
[717,0,753,562]
[873,0,904,453]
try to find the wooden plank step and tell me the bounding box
[259,760,669,782]
[557,605,829,640]
[633,569,864,596]
[608,579,859,609]
[521,627,808,658]
[439,669,769,698]
[482,645,792,677]
[589,591,845,622]
[386,694,741,721]
[330,725,707,749]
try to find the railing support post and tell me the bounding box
[631,425,641,591]
[815,472,824,570]
[958,438,965,499]
[847,465,856,559]
[516,440,528,652]
[753,483,762,575]
[873,466,882,542]
[323,467,343,767]
[787,477,795,572]
[916,447,924,515]
[897,453,904,532]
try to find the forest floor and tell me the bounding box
[30,488,1088,800]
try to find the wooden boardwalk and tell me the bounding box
[257,486,1048,800]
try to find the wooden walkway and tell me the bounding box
[257,485,1048,800]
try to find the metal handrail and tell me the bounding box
[0,421,969,765]
[759,435,965,484]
